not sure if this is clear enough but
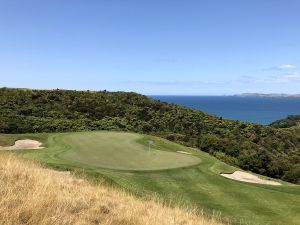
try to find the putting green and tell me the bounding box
[49,132,201,171]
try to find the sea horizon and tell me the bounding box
[151,95,300,125]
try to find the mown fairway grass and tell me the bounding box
[53,132,201,170]
[1,131,300,225]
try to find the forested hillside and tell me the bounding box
[270,115,300,128]
[1,88,300,184]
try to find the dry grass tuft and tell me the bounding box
[0,154,224,225]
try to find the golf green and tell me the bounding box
[51,132,201,170]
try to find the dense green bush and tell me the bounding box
[1,88,300,183]
[282,166,300,184]
[270,115,300,128]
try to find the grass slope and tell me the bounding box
[1,132,300,225]
[0,154,221,225]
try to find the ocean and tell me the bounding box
[150,96,300,125]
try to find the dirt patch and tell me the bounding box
[0,139,44,150]
[221,171,281,186]
[177,151,193,155]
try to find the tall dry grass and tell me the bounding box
[0,154,224,225]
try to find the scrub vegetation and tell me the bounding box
[1,88,300,184]
[270,114,300,128]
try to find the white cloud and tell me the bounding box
[125,71,300,87]
[278,64,296,69]
[271,72,300,83]
[254,72,300,84]
[282,72,300,79]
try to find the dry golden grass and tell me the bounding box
[0,154,224,225]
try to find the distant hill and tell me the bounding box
[0,87,300,184]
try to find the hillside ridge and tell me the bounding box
[0,87,299,184]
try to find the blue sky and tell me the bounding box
[0,0,300,95]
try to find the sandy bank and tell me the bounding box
[177,151,193,155]
[0,139,44,150]
[221,171,281,186]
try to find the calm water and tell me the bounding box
[151,96,300,125]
